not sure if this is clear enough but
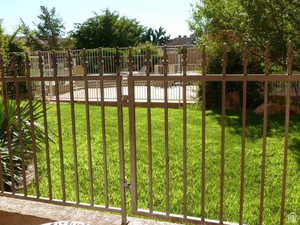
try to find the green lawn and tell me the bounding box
[26,104,300,225]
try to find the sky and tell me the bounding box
[1,0,197,38]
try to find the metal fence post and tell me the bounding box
[128,47,138,213]
[116,48,128,225]
[0,54,6,193]
[280,41,293,225]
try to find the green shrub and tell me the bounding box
[0,99,47,191]
[201,45,264,110]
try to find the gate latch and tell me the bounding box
[123,181,131,191]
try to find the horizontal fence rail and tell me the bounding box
[0,44,298,225]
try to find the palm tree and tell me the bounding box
[142,27,170,45]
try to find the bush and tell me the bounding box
[201,45,264,110]
[131,43,160,72]
[0,99,47,191]
[5,54,28,99]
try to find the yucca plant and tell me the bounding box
[0,98,46,191]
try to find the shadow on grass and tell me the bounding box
[208,107,300,169]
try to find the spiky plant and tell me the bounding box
[0,99,46,191]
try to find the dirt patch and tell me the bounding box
[254,103,300,115]
[0,210,54,225]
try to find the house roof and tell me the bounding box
[166,36,195,46]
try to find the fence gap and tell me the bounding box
[182,46,188,219]
[51,51,66,201]
[259,44,270,225]
[98,48,109,208]
[279,41,293,225]
[219,43,228,224]
[239,44,249,225]
[146,47,154,214]
[163,46,170,216]
[82,49,95,206]
[201,45,207,224]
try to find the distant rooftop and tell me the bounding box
[167,35,195,46]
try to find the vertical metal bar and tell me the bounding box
[201,45,207,224]
[182,46,188,219]
[146,47,153,213]
[0,55,4,193]
[82,49,95,206]
[67,50,80,205]
[128,48,138,212]
[116,48,127,225]
[98,48,109,208]
[163,46,170,216]
[38,52,52,199]
[25,52,40,198]
[279,41,293,225]
[52,51,66,201]
[0,54,6,193]
[2,54,15,194]
[239,46,248,225]
[219,43,228,224]
[259,44,270,225]
[13,53,28,196]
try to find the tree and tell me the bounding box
[0,21,26,59]
[20,19,46,51]
[0,21,7,60]
[36,6,65,49]
[190,0,300,68]
[71,9,145,48]
[20,5,65,50]
[141,27,170,45]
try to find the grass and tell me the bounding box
[24,103,300,225]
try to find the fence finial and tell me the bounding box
[128,47,133,76]
[82,48,88,76]
[0,54,4,78]
[222,42,228,75]
[264,42,270,75]
[25,51,31,77]
[115,47,121,75]
[50,51,58,77]
[67,50,73,77]
[201,45,207,76]
[287,40,293,76]
[243,42,249,75]
[10,53,18,77]
[38,51,44,68]
[182,46,188,77]
[163,45,168,76]
[145,46,151,76]
[38,51,45,78]
[97,48,104,76]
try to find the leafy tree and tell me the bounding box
[20,19,46,51]
[71,9,145,48]
[141,27,170,45]
[190,0,300,68]
[60,37,75,49]
[20,5,65,50]
[36,6,65,49]
[0,21,8,61]
[0,21,26,61]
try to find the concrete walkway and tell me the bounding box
[0,197,179,225]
